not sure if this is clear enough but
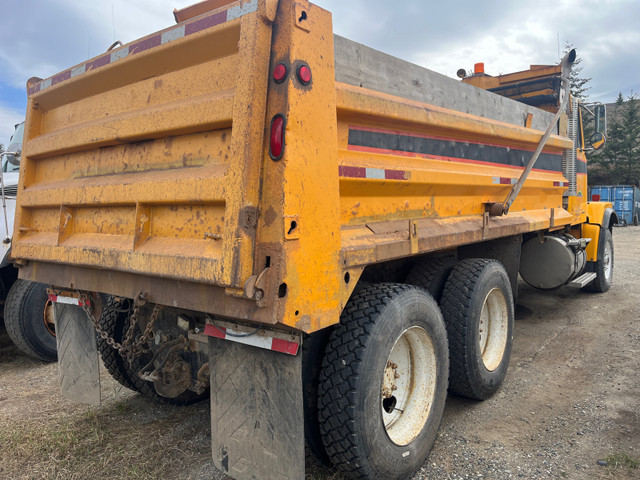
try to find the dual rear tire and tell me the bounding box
[407,257,515,400]
[317,284,449,479]
[440,259,514,400]
[310,260,515,479]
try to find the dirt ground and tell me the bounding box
[0,227,638,480]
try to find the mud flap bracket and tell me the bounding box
[54,303,101,406]
[209,337,304,480]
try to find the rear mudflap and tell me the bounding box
[209,337,304,480]
[54,303,101,406]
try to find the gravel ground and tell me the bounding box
[412,226,640,480]
[0,227,638,480]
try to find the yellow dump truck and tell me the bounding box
[14,0,615,478]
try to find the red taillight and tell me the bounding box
[297,64,312,85]
[273,63,288,83]
[270,114,286,160]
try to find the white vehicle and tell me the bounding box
[1,122,56,362]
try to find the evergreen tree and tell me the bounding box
[591,93,640,186]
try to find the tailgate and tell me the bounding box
[14,0,277,289]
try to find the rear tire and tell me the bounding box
[405,255,458,302]
[98,296,207,405]
[582,228,613,293]
[5,280,57,362]
[318,284,448,479]
[98,297,142,392]
[440,259,514,400]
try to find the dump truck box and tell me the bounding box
[13,1,615,479]
[15,0,580,332]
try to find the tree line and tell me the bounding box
[588,93,640,186]
[564,44,638,187]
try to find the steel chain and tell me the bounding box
[78,291,162,362]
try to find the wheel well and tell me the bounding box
[0,265,18,308]
[457,235,522,301]
[356,240,522,301]
[358,251,457,286]
[359,257,414,284]
[603,208,618,231]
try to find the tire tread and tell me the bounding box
[4,279,56,362]
[318,283,430,478]
[405,256,457,302]
[440,258,511,400]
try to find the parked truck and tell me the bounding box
[0,122,57,362]
[13,1,615,478]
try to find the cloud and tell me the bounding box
[0,0,195,90]
[317,0,640,102]
[0,0,637,133]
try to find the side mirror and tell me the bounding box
[6,149,21,166]
[589,132,606,150]
[594,104,606,134]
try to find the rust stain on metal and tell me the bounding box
[263,206,277,227]
[239,206,259,232]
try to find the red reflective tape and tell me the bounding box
[129,35,162,55]
[47,294,90,307]
[28,6,236,96]
[271,338,300,356]
[338,166,366,178]
[204,323,226,339]
[385,169,408,180]
[86,54,111,71]
[51,70,71,86]
[204,323,300,356]
[185,11,227,35]
[499,178,513,185]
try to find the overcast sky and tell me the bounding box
[1,0,639,144]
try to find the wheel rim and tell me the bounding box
[43,299,56,337]
[478,288,508,371]
[381,326,437,446]
[603,238,613,281]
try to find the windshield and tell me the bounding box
[3,122,24,173]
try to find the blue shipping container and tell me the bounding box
[590,185,612,202]
[590,185,640,225]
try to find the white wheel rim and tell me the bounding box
[478,288,509,372]
[381,326,437,446]
[603,239,612,281]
